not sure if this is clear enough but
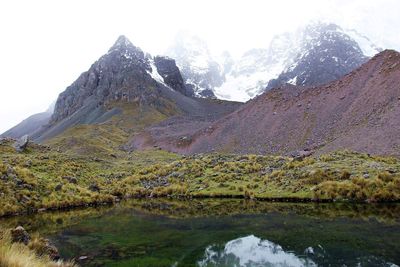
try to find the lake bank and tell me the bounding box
[1,199,399,266]
[1,141,400,218]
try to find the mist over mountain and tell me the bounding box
[265,22,380,91]
[166,32,224,98]
[167,22,382,102]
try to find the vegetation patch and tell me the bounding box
[1,138,399,218]
[0,228,75,267]
[120,151,400,202]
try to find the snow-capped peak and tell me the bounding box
[215,21,381,101]
[340,28,382,57]
[163,23,381,102]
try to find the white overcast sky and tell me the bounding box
[0,0,399,133]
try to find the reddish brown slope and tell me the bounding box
[131,50,400,156]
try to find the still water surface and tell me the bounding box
[1,199,399,267]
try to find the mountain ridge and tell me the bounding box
[3,35,240,156]
[130,49,400,156]
[169,22,382,102]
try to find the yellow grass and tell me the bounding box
[0,230,76,267]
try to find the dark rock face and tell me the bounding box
[11,226,30,245]
[154,56,188,96]
[31,35,210,142]
[193,87,216,98]
[50,35,157,125]
[10,226,60,260]
[267,23,368,90]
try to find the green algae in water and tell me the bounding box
[1,199,399,267]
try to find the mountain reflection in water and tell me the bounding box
[197,234,399,267]
[198,235,316,267]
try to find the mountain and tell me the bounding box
[172,22,381,102]
[265,23,375,90]
[214,33,295,101]
[166,32,224,98]
[130,50,400,156]
[6,35,240,155]
[1,112,51,139]
[1,103,55,139]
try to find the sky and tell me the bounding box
[0,0,399,133]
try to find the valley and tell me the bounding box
[0,14,399,267]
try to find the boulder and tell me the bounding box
[54,183,63,191]
[62,176,78,184]
[289,150,313,160]
[13,135,29,152]
[33,238,60,260]
[88,183,100,192]
[11,226,30,245]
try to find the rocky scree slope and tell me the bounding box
[131,50,400,156]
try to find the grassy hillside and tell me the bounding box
[46,102,178,157]
[0,139,180,217]
[1,137,399,218]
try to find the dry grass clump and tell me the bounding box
[0,230,76,267]
[313,172,400,202]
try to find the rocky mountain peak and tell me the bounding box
[265,22,370,90]
[302,21,341,37]
[106,35,146,64]
[109,35,135,51]
[181,22,382,102]
[45,35,192,132]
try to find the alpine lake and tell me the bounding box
[1,198,399,267]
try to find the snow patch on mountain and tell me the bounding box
[166,32,223,98]
[215,22,381,101]
[215,63,284,101]
[164,23,381,102]
[148,59,167,87]
[341,28,382,57]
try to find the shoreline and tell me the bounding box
[1,194,399,219]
